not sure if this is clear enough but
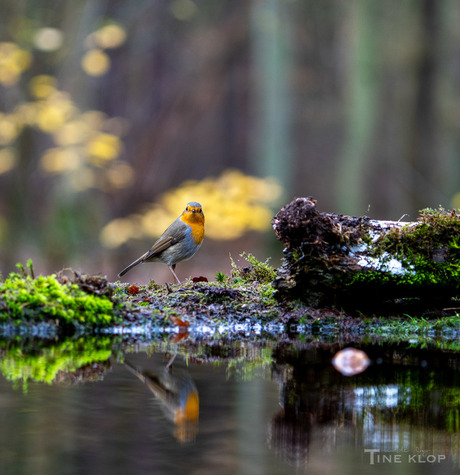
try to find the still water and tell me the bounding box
[0,334,459,474]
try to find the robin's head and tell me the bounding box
[181,202,205,225]
[184,202,203,217]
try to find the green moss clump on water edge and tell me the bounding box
[0,260,122,327]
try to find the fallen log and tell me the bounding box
[272,197,460,309]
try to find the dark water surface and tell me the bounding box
[0,334,459,474]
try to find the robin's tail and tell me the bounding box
[118,253,147,277]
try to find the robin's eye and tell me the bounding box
[186,207,189,211]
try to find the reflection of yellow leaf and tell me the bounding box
[81,49,110,76]
[0,148,17,175]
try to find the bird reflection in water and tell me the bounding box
[125,355,199,443]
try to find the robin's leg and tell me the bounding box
[165,354,176,371]
[169,264,181,284]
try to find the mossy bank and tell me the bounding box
[0,255,288,335]
[2,252,460,339]
[0,260,124,333]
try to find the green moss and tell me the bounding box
[348,208,460,292]
[349,256,460,291]
[257,282,277,305]
[148,279,160,290]
[230,252,276,283]
[216,271,226,283]
[0,263,121,326]
[372,207,460,263]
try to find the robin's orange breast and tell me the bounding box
[181,213,204,245]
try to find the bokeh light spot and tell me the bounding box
[451,192,460,210]
[0,115,19,145]
[100,217,141,249]
[0,148,17,175]
[35,91,76,132]
[33,28,64,52]
[29,75,57,99]
[69,167,96,191]
[106,162,134,189]
[81,49,110,76]
[170,0,198,21]
[53,120,90,146]
[86,133,122,163]
[0,42,32,86]
[40,148,82,173]
[93,24,127,49]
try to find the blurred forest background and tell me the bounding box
[1,0,460,282]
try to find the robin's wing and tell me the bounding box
[118,219,188,277]
[124,361,169,400]
[118,236,178,277]
[145,236,176,258]
[144,224,187,260]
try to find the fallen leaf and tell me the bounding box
[128,285,140,295]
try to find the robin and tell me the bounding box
[118,202,204,283]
